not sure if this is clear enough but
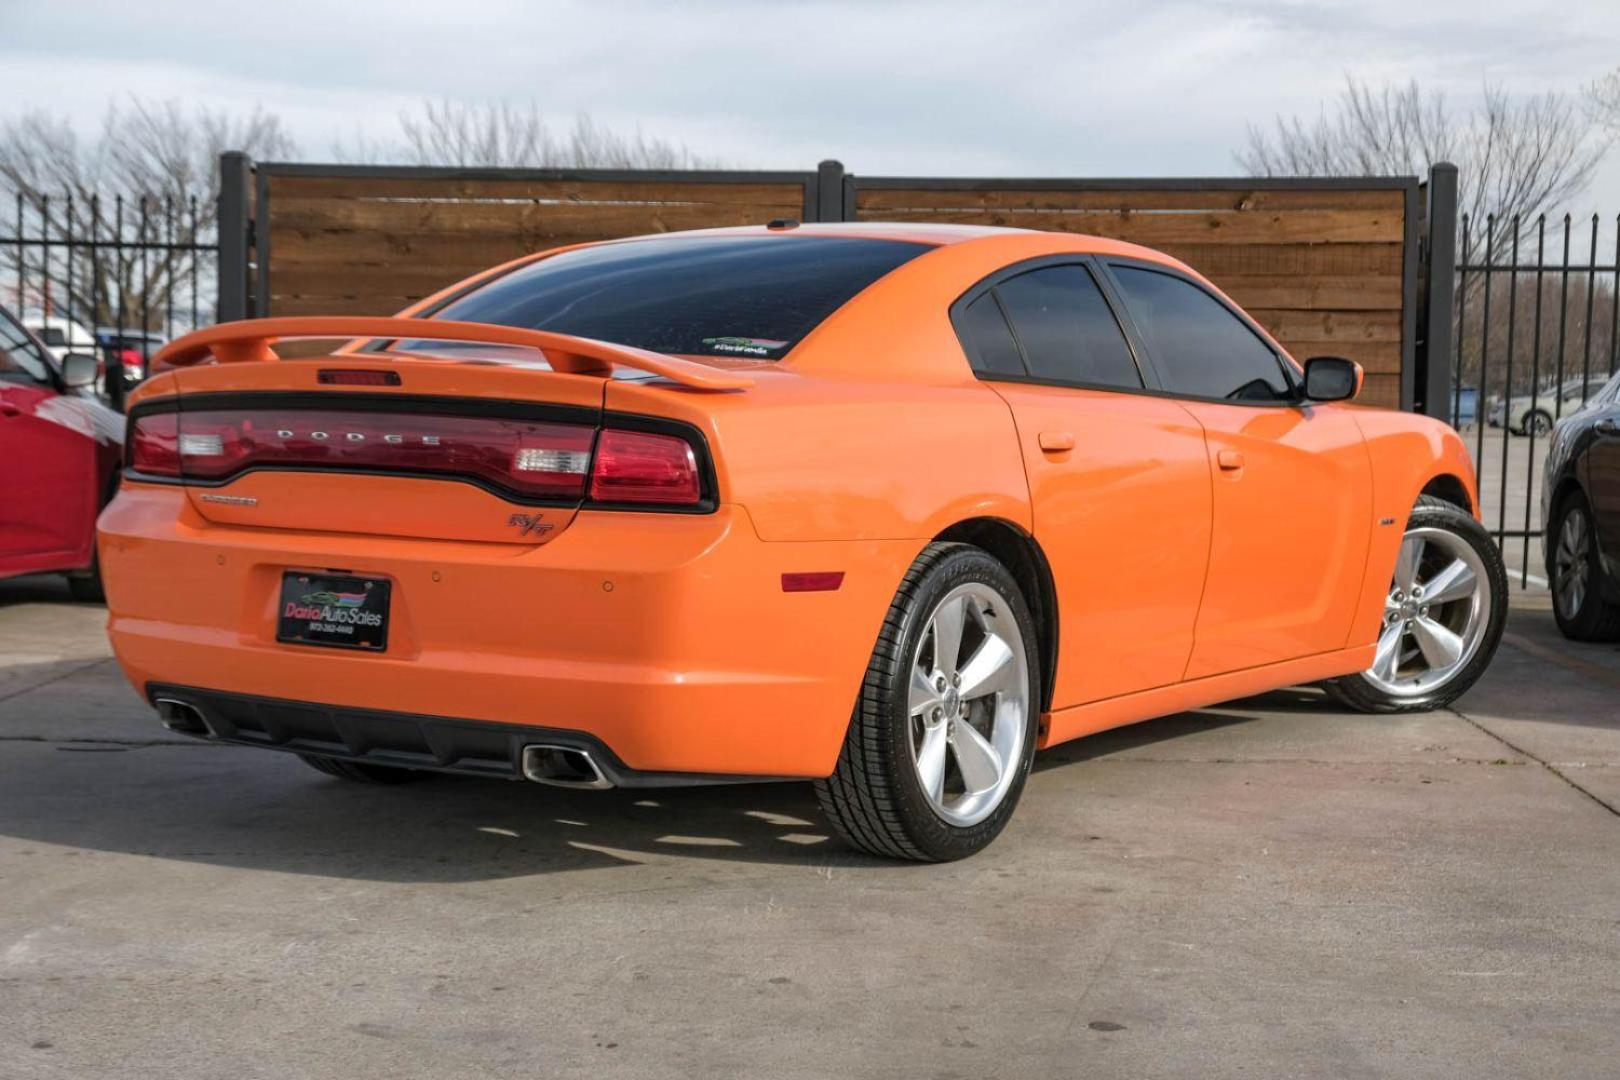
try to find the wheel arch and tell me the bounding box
[933,517,1058,713]
[1419,473,1473,514]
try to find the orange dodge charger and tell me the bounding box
[100,223,1506,860]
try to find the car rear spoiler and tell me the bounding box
[152,317,755,391]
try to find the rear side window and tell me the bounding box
[1110,265,1292,402]
[422,235,928,360]
[956,294,1026,377]
[993,265,1142,389]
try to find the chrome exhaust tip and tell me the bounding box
[521,744,614,789]
[154,697,209,735]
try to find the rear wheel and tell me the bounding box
[1325,496,1506,713]
[815,543,1039,862]
[1523,409,1554,437]
[297,754,432,784]
[1550,490,1620,642]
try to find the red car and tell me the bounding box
[0,303,124,599]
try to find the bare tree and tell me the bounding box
[0,97,294,329]
[341,99,719,169]
[1239,76,1609,233]
[1590,66,1620,137]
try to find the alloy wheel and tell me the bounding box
[1364,526,1493,698]
[1554,507,1591,620]
[906,582,1030,827]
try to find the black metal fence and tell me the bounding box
[1448,212,1620,585]
[1,190,217,409]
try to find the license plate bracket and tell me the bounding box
[276,572,391,652]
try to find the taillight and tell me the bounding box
[118,347,142,373]
[127,405,706,509]
[589,428,701,505]
[129,412,180,476]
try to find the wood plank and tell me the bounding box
[270,263,498,297]
[270,231,624,266]
[1355,372,1401,409]
[1273,339,1402,373]
[268,174,806,206]
[1247,309,1403,343]
[268,198,793,236]
[1214,274,1403,311]
[853,207,1401,244]
[856,186,1405,213]
[1164,242,1406,277]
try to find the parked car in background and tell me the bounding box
[22,312,105,398]
[1490,377,1597,436]
[101,224,1506,861]
[1542,368,1620,640]
[0,303,125,600]
[96,327,167,406]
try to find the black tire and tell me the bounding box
[1549,489,1620,642]
[1324,496,1507,714]
[814,542,1041,862]
[296,753,432,784]
[1522,409,1554,437]
[66,569,104,603]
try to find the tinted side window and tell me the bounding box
[957,293,1025,377]
[993,265,1141,389]
[0,310,51,383]
[1111,266,1291,402]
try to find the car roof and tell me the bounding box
[633,221,1179,260]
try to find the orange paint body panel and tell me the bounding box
[100,223,1482,782]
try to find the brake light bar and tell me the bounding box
[127,407,707,508]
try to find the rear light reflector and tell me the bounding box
[781,572,844,592]
[589,428,701,505]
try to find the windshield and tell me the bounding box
[413,235,929,361]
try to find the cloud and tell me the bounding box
[4,0,1618,198]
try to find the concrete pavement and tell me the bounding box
[1,575,1617,1079]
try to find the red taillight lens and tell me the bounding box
[140,408,595,499]
[588,428,701,505]
[118,347,142,372]
[129,412,180,476]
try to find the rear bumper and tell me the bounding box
[100,483,918,778]
[148,684,783,787]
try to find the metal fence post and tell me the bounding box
[814,160,845,223]
[216,150,253,322]
[1419,162,1459,423]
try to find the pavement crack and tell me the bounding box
[1448,706,1620,820]
[0,657,111,706]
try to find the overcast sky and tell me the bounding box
[6,0,1620,206]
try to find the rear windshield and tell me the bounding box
[416,235,929,361]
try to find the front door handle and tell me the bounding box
[1217,449,1245,470]
[0,403,20,419]
[1038,431,1075,453]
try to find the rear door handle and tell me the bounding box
[1598,418,1620,435]
[1217,449,1245,470]
[0,403,20,419]
[1038,431,1075,453]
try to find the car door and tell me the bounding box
[0,309,98,573]
[1102,261,1373,679]
[1583,374,1620,563]
[953,259,1213,707]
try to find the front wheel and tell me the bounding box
[815,543,1040,862]
[1325,496,1507,713]
[1522,409,1554,437]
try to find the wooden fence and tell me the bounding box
[222,159,1426,410]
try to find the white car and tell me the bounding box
[1487,377,1598,436]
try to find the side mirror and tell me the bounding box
[1302,356,1362,403]
[61,352,100,390]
